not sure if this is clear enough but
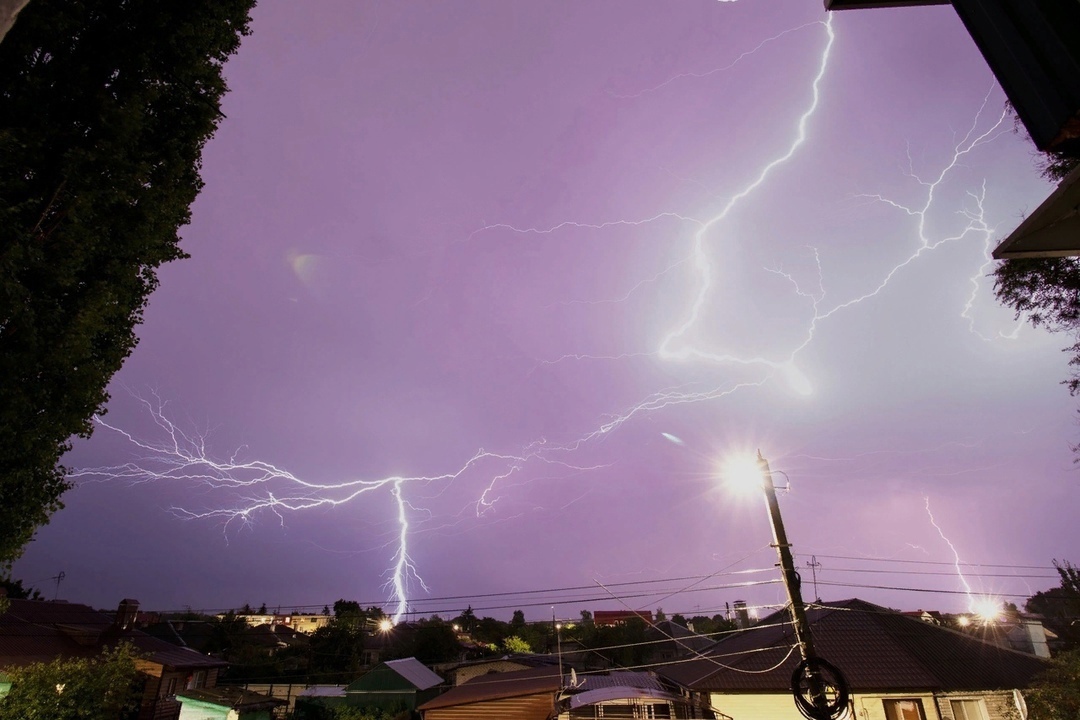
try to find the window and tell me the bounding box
[163,677,177,697]
[186,670,206,690]
[883,699,927,720]
[950,699,989,720]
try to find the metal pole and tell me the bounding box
[757,452,829,715]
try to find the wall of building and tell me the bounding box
[709,691,948,720]
[932,690,1021,720]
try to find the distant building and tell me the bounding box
[592,610,653,627]
[216,612,330,634]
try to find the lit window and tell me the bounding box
[883,699,927,720]
[951,699,989,720]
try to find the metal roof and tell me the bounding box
[658,598,1049,693]
[177,686,285,710]
[568,686,682,709]
[577,671,667,692]
[384,657,444,690]
[418,665,562,711]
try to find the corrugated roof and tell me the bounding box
[569,686,681,709]
[418,665,562,710]
[177,686,285,709]
[384,657,444,690]
[658,599,1049,693]
[299,685,347,697]
[577,671,667,692]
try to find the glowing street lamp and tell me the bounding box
[378,618,394,633]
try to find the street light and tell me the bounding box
[726,451,849,720]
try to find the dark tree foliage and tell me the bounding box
[0,0,255,567]
[993,152,1080,424]
[0,643,143,720]
[1021,648,1080,720]
[0,574,40,599]
[1025,560,1080,652]
[994,258,1080,393]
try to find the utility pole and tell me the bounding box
[807,556,822,602]
[757,453,841,720]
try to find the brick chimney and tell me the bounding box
[115,598,140,631]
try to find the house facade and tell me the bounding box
[658,599,1046,720]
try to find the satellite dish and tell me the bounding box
[570,668,578,688]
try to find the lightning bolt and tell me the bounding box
[924,496,1000,620]
[74,11,1022,619]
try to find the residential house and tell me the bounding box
[344,657,445,713]
[176,687,285,720]
[0,598,228,720]
[216,612,331,635]
[556,670,722,719]
[419,665,721,720]
[657,598,1048,720]
[418,664,563,720]
[444,654,558,686]
[593,610,654,627]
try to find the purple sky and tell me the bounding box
[14,0,1075,621]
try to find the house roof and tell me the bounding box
[0,599,226,671]
[384,657,444,690]
[645,621,715,654]
[418,665,563,710]
[568,686,683,710]
[177,686,286,710]
[576,671,667,693]
[657,599,1049,693]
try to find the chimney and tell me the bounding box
[733,600,750,629]
[115,598,140,631]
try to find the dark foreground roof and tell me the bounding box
[0,599,226,671]
[658,599,1048,693]
[418,665,562,710]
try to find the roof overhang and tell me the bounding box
[993,164,1080,258]
[824,1,949,9]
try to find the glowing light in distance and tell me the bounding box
[970,596,1002,624]
[720,454,765,496]
[956,615,971,627]
[379,619,394,632]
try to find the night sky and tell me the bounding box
[14,0,1075,621]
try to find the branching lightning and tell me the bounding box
[74,10,1025,618]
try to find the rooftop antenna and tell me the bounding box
[51,571,65,600]
[807,556,822,603]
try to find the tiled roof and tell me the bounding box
[658,599,1049,693]
[418,665,563,710]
